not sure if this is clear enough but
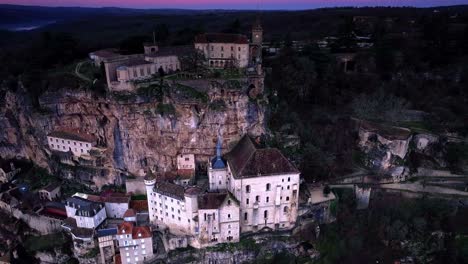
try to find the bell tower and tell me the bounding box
[251,17,263,46]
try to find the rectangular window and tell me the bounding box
[266,197,270,203]
[246,185,250,193]
[244,212,248,221]
[246,198,249,205]
[256,195,260,202]
[231,46,234,51]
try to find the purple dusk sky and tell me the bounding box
[0,0,467,9]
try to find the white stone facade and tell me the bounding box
[47,134,94,157]
[195,42,249,68]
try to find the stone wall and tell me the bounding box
[0,200,62,235]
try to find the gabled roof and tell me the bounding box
[65,196,104,217]
[117,221,152,239]
[48,129,96,143]
[194,33,249,44]
[132,226,152,239]
[154,181,185,200]
[123,209,136,218]
[224,135,299,179]
[198,192,238,210]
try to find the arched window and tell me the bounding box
[283,206,289,213]
[266,183,271,191]
[264,210,268,219]
[227,200,231,206]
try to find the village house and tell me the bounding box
[116,221,154,264]
[38,183,61,201]
[65,196,107,229]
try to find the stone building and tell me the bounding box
[208,135,300,233]
[97,227,118,264]
[145,134,301,249]
[194,33,250,68]
[65,196,107,229]
[38,183,61,201]
[197,192,240,246]
[116,221,154,264]
[47,130,96,157]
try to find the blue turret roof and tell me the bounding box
[211,136,226,169]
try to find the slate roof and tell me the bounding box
[194,33,249,44]
[48,130,96,143]
[198,192,238,210]
[154,181,185,200]
[97,227,118,237]
[65,196,104,217]
[211,156,226,169]
[225,135,299,179]
[198,192,227,210]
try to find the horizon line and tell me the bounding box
[1,3,467,11]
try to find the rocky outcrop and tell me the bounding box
[356,119,412,181]
[0,80,265,188]
[355,118,467,181]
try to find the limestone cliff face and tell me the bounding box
[0,81,265,187]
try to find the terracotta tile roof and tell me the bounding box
[48,129,96,143]
[130,200,148,212]
[225,135,299,179]
[117,221,152,239]
[154,181,185,200]
[123,209,136,218]
[198,192,238,210]
[117,221,133,235]
[194,33,249,44]
[132,226,152,239]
